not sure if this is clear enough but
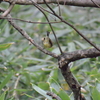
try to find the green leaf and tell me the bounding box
[68,42,76,52]
[58,89,70,100]
[7,97,14,100]
[48,70,61,92]
[50,82,60,92]
[74,40,88,49]
[0,91,6,100]
[0,43,14,51]
[14,89,29,92]
[50,88,58,95]
[38,82,49,90]
[24,57,52,63]
[0,72,13,90]
[31,83,52,100]
[22,71,31,85]
[49,70,58,82]
[23,93,34,98]
[92,88,100,100]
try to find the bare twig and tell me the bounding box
[91,0,100,8]
[29,2,54,15]
[0,16,62,24]
[56,0,61,16]
[0,8,58,58]
[43,0,100,52]
[1,0,17,17]
[30,0,63,54]
[47,91,61,100]
[13,75,21,100]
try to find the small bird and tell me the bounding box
[42,31,53,48]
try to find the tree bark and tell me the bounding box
[60,64,86,100]
[59,48,100,63]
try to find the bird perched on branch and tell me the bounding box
[42,31,53,48]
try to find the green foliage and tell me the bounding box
[31,84,52,100]
[0,43,14,51]
[92,88,100,100]
[58,89,70,100]
[0,3,100,100]
[0,72,13,90]
[0,91,6,100]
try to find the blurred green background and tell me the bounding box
[0,2,100,100]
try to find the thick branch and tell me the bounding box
[60,64,86,100]
[59,48,100,64]
[3,0,100,7]
[58,48,100,100]
[58,48,99,100]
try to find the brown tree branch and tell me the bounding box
[0,16,62,24]
[1,0,17,17]
[60,64,86,100]
[58,47,100,66]
[2,0,100,7]
[47,91,62,100]
[91,0,100,8]
[58,47,100,100]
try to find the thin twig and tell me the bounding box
[47,91,61,100]
[30,0,63,54]
[43,0,100,52]
[91,0,100,8]
[29,1,54,15]
[1,0,17,17]
[56,0,61,16]
[13,75,21,100]
[0,16,62,24]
